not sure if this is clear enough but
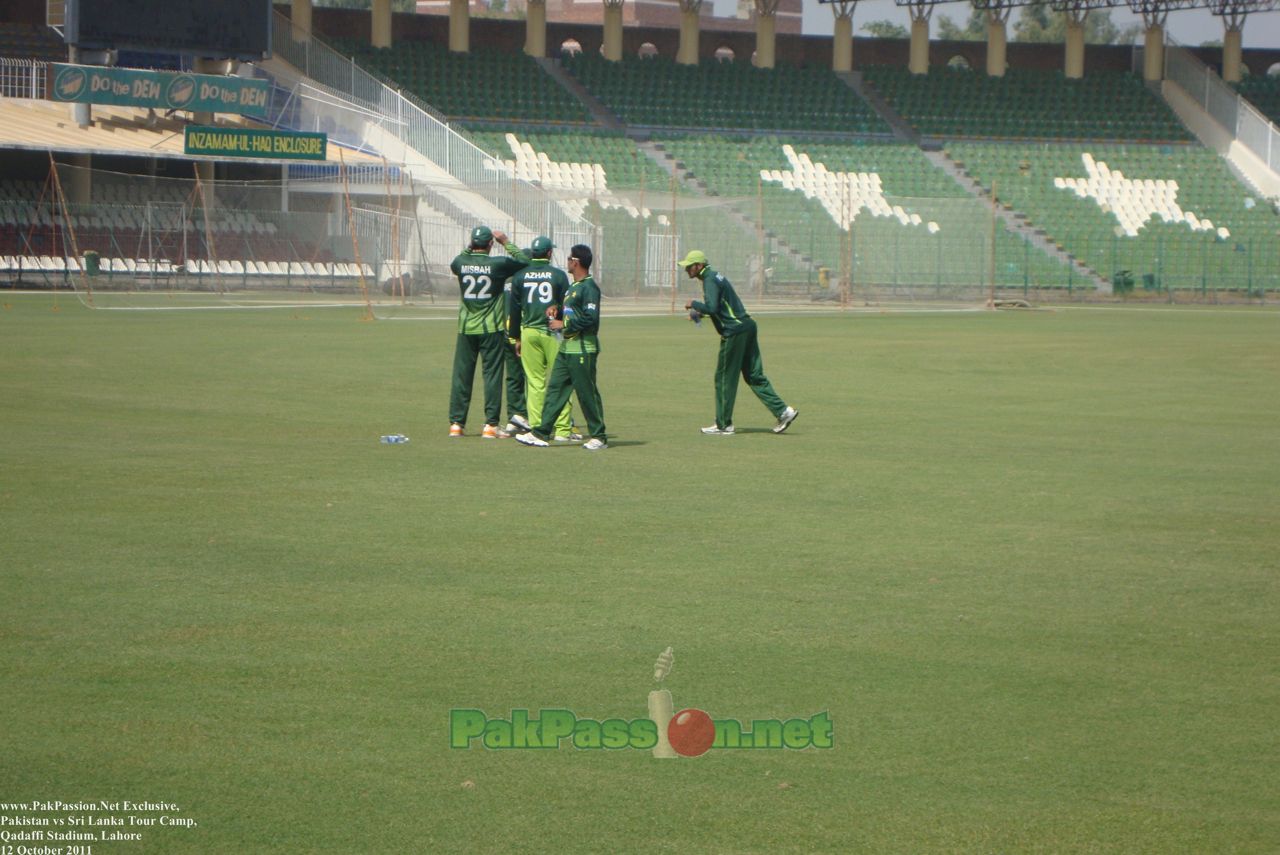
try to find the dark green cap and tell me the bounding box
[530,236,555,257]
[470,225,493,247]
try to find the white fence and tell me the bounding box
[261,12,590,248]
[1162,42,1280,174]
[0,58,46,99]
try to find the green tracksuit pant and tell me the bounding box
[520,328,573,436]
[449,331,505,427]
[504,338,527,423]
[535,350,606,440]
[714,318,786,429]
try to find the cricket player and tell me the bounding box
[448,225,529,438]
[507,236,577,441]
[679,250,798,436]
[515,244,607,451]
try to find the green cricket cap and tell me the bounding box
[470,225,493,246]
[531,236,555,256]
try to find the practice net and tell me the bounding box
[0,158,1084,315]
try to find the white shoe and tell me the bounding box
[700,424,735,435]
[583,437,607,451]
[772,407,798,434]
[510,414,531,431]
[554,432,584,443]
[497,425,514,439]
[515,431,549,448]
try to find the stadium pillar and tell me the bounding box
[909,17,929,75]
[372,0,392,49]
[1223,24,1243,83]
[1143,23,1164,82]
[449,0,470,53]
[291,0,312,41]
[602,0,624,62]
[1064,14,1085,79]
[985,16,1007,77]
[754,0,779,69]
[676,0,702,66]
[67,46,90,127]
[525,0,547,57]
[831,3,854,73]
[756,14,776,68]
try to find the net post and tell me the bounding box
[338,149,375,321]
[987,178,998,310]
[191,163,225,296]
[669,170,678,315]
[48,152,92,308]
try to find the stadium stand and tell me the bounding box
[864,66,1191,142]
[333,39,591,125]
[562,53,891,134]
[467,128,656,190]
[1233,74,1280,126]
[660,135,1069,291]
[946,142,1280,291]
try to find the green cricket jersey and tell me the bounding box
[450,245,529,335]
[561,275,601,355]
[507,259,570,338]
[691,266,751,337]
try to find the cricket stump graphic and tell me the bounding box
[648,647,677,759]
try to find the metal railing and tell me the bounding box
[258,12,589,246]
[0,58,46,99]
[1163,42,1280,175]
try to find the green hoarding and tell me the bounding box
[183,126,328,161]
[51,63,270,118]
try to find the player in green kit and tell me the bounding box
[515,244,608,451]
[506,236,577,441]
[679,250,798,436]
[448,225,529,438]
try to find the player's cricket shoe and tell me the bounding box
[772,407,798,434]
[481,424,499,439]
[700,424,735,435]
[583,438,607,451]
[449,423,464,437]
[515,431,549,447]
[553,432,584,443]
[498,423,518,438]
[510,414,531,431]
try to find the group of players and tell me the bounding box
[447,226,798,452]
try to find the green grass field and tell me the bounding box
[2,296,1278,853]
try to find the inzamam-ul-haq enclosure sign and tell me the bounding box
[183,127,328,161]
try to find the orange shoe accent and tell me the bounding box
[481,424,498,439]
[449,424,464,437]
